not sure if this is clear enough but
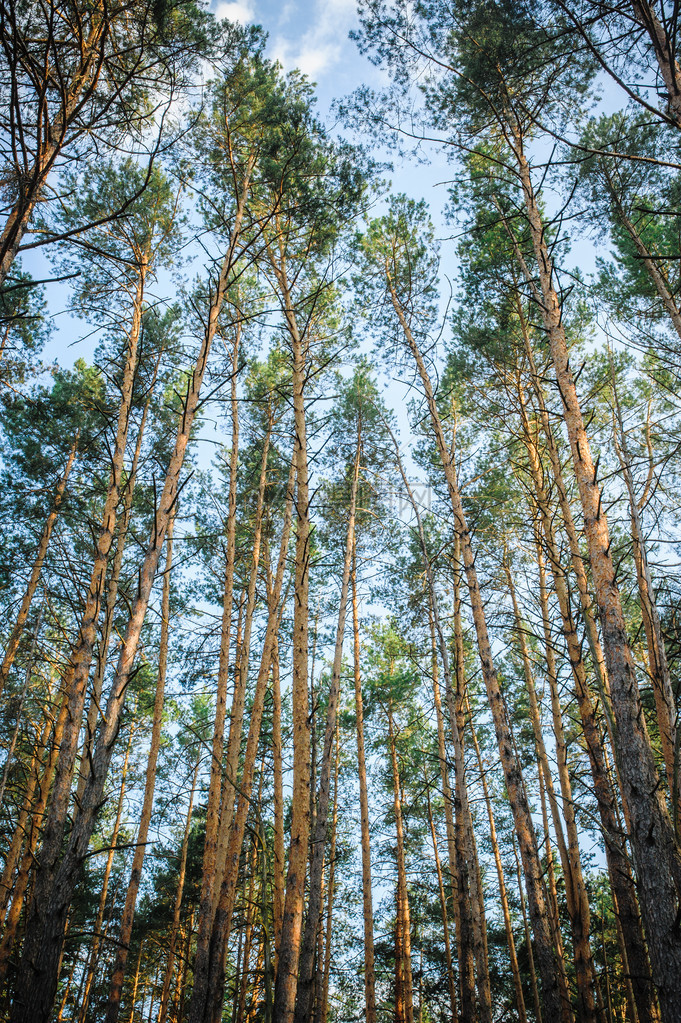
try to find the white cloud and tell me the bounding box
[271,0,359,79]
[213,0,255,24]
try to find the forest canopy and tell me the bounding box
[1,1,681,1022]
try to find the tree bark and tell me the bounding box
[385,269,564,1022]
[515,142,681,1020]
[186,457,295,1023]
[423,767,459,1023]
[157,750,201,1023]
[271,252,312,1023]
[351,544,378,1023]
[293,430,361,1023]
[272,631,286,962]
[193,316,243,974]
[519,390,660,1023]
[104,510,176,1023]
[467,700,527,1023]
[387,701,414,1023]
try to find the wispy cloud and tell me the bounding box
[213,0,256,25]
[271,0,359,79]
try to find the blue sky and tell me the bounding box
[212,0,373,104]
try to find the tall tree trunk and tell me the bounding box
[105,509,176,1023]
[22,261,148,961]
[10,228,230,1023]
[76,347,163,803]
[319,728,340,1023]
[272,632,286,962]
[385,271,564,1022]
[212,418,273,917]
[609,367,679,823]
[294,431,361,1023]
[78,710,137,1023]
[186,458,296,1023]
[157,750,201,1023]
[505,557,594,1022]
[514,142,681,1019]
[515,373,659,1023]
[388,424,478,1021]
[512,832,543,1023]
[387,702,414,1023]
[423,767,458,1023]
[351,545,378,1023]
[272,258,312,1023]
[193,317,243,978]
[467,701,527,1023]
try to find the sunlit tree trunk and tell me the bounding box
[194,317,243,979]
[105,510,177,1023]
[78,710,137,1023]
[76,348,162,803]
[505,557,593,1022]
[385,273,564,1022]
[294,431,361,1023]
[387,700,414,1023]
[11,227,226,1023]
[389,428,478,1020]
[468,701,527,1023]
[515,375,659,1023]
[319,728,340,1023]
[514,143,681,1017]
[272,630,286,961]
[157,750,201,1023]
[271,257,312,1023]
[187,458,295,1023]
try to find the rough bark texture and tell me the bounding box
[271,257,312,1023]
[293,435,360,1023]
[104,512,176,1023]
[386,270,564,1022]
[351,549,378,1023]
[516,144,681,1021]
[186,458,295,1023]
[10,251,218,1023]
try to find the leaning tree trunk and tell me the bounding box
[351,545,378,1023]
[518,384,659,1023]
[514,141,681,1021]
[385,269,565,1023]
[271,254,312,1023]
[21,259,147,963]
[104,510,176,1023]
[9,242,227,1023]
[294,432,361,1023]
[389,425,478,1022]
